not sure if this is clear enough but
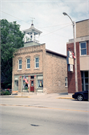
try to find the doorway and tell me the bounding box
[30,80,34,92]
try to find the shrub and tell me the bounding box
[1,90,11,95]
[4,91,11,95]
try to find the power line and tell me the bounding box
[41,24,72,37]
[1,10,27,23]
[38,22,72,29]
[1,10,72,38]
[1,10,72,29]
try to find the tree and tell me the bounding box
[1,19,24,88]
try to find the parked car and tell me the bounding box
[72,90,89,101]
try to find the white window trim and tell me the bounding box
[65,77,68,87]
[35,57,39,69]
[80,42,87,56]
[18,59,22,70]
[26,58,30,69]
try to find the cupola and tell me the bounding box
[23,23,42,43]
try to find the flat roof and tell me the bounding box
[76,19,89,23]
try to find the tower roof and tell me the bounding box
[23,23,42,35]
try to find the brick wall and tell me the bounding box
[13,45,45,75]
[67,42,82,93]
[12,44,45,91]
[76,20,89,38]
[67,43,75,93]
[44,52,68,93]
[12,43,68,94]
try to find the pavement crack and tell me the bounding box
[31,124,39,127]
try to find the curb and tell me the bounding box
[1,95,73,99]
[14,96,30,98]
[13,96,73,99]
[57,97,73,99]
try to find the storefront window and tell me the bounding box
[23,76,29,90]
[38,80,43,88]
[15,80,18,90]
[81,71,89,91]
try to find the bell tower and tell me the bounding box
[23,22,42,45]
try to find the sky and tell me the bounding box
[0,0,89,55]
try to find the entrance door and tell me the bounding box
[30,80,34,92]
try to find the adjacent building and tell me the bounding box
[67,19,89,93]
[12,23,68,94]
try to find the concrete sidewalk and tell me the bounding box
[8,92,73,99]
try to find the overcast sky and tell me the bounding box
[0,0,89,55]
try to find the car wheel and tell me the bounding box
[77,95,84,101]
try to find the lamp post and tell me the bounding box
[63,12,78,92]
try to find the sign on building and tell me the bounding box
[67,51,73,58]
[67,51,74,72]
[68,64,73,72]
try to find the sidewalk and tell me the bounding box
[9,92,73,99]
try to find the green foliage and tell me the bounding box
[25,87,28,90]
[0,90,11,95]
[1,19,24,88]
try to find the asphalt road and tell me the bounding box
[0,97,89,135]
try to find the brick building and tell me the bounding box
[67,19,89,93]
[12,23,68,94]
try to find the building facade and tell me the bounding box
[12,23,68,94]
[67,19,89,93]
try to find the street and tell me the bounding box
[0,96,89,135]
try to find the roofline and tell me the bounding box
[76,19,89,23]
[24,41,40,44]
[46,49,67,58]
[23,26,42,34]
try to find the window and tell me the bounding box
[18,59,22,69]
[35,57,39,68]
[26,58,30,69]
[38,80,43,88]
[23,76,29,91]
[65,77,68,87]
[15,80,18,86]
[80,42,87,55]
[31,76,34,79]
[31,81,34,86]
[81,71,89,91]
[15,80,18,90]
